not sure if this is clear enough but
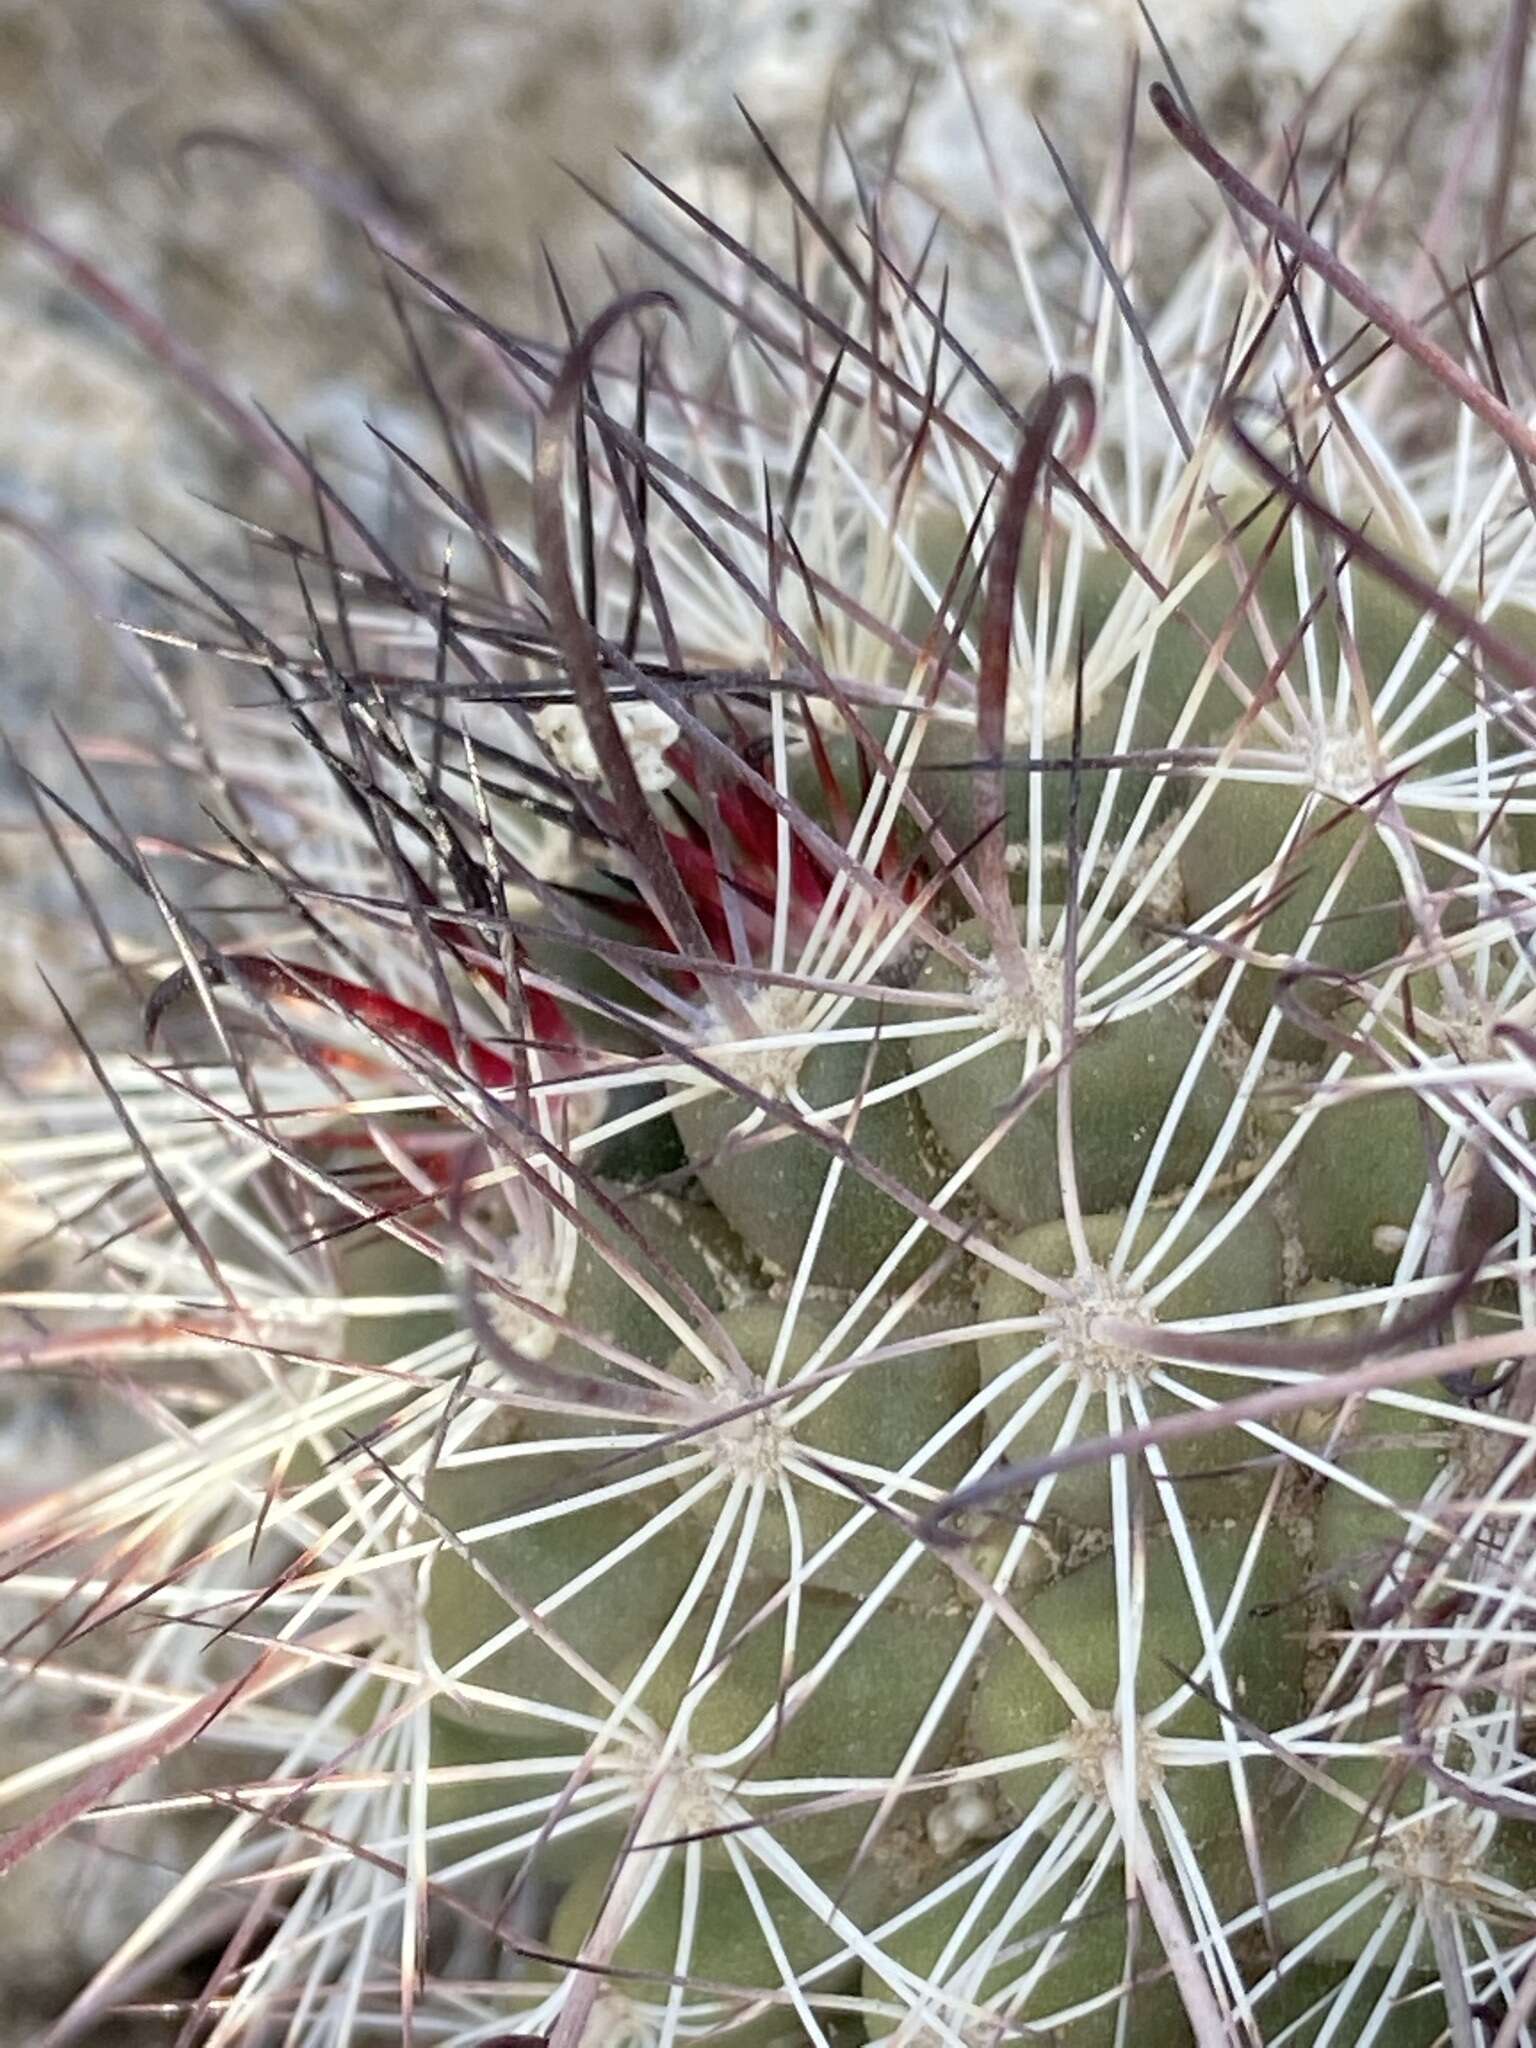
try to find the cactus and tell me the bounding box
[5,70,1536,2048]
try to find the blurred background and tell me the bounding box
[0,0,1524,2034]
